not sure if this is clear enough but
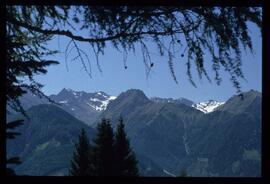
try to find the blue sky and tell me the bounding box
[33,21,262,103]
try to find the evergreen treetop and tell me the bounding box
[93,118,115,176]
[69,128,93,176]
[114,117,139,176]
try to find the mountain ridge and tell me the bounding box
[12,88,261,122]
[7,89,261,176]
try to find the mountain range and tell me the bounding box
[7,88,261,176]
[7,88,225,125]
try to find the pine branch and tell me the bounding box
[7,157,22,165]
[7,132,21,139]
[6,119,24,130]
[7,16,183,43]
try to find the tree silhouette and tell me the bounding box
[92,118,115,176]
[69,118,139,176]
[6,6,262,114]
[114,117,138,176]
[179,169,188,177]
[6,8,59,116]
[69,128,94,176]
[6,119,24,175]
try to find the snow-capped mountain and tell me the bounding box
[192,100,225,113]
[49,88,117,125]
[150,97,224,113]
[87,94,117,111]
[51,88,116,111]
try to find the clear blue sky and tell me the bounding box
[33,21,262,103]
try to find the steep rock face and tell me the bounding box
[7,104,96,176]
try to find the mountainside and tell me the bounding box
[49,88,116,126]
[6,91,49,120]
[7,104,96,176]
[98,89,201,174]
[98,89,261,177]
[7,89,261,177]
[11,88,116,126]
[216,90,261,115]
[151,97,225,114]
[183,90,262,176]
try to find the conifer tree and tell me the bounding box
[69,128,93,176]
[92,118,115,176]
[114,117,139,176]
[6,119,24,175]
[179,169,188,177]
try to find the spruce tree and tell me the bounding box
[114,117,139,176]
[6,119,24,175]
[93,118,115,176]
[69,128,93,176]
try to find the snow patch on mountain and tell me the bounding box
[88,96,117,111]
[163,169,176,177]
[90,98,100,102]
[97,96,117,111]
[56,89,117,112]
[109,96,117,100]
[192,100,225,113]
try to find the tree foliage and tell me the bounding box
[114,117,139,176]
[92,118,115,176]
[69,118,139,176]
[6,119,24,175]
[6,6,262,114]
[6,6,60,116]
[69,128,94,176]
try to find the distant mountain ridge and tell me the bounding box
[151,97,194,107]
[9,88,117,126]
[49,88,116,125]
[7,89,261,176]
[11,88,233,125]
[151,97,225,114]
[51,88,116,111]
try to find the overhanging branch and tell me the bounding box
[7,16,184,43]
